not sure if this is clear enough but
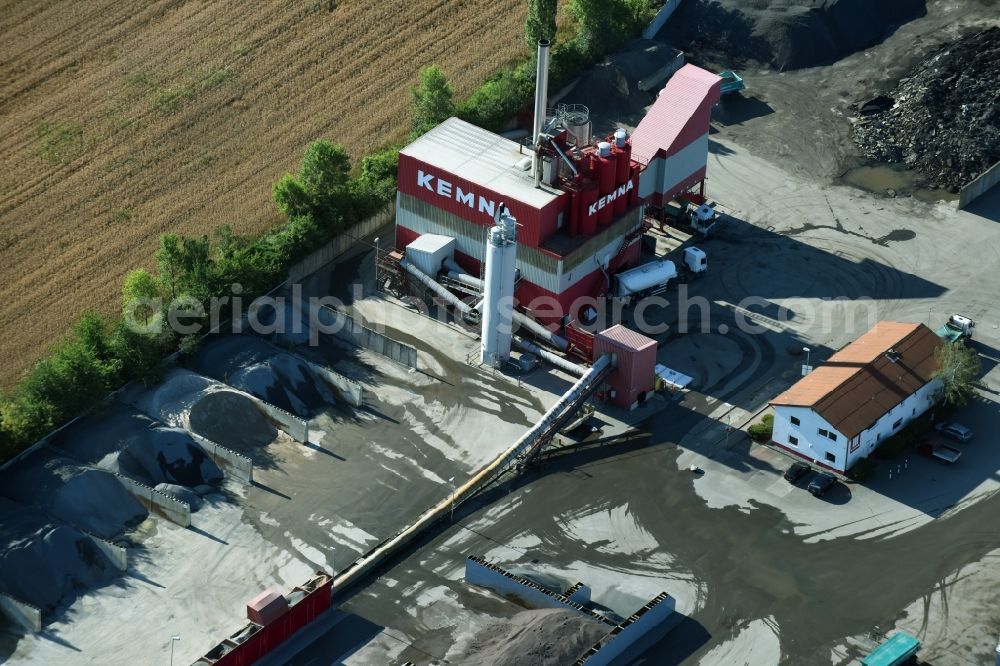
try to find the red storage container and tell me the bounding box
[593,325,657,409]
[247,590,288,626]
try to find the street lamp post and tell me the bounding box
[373,237,380,291]
[169,635,180,666]
[802,346,812,376]
[331,546,337,589]
[724,403,732,448]
[448,476,456,521]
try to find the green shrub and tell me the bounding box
[748,413,774,442]
[848,457,876,482]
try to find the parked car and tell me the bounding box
[934,421,973,442]
[784,461,810,483]
[807,472,837,497]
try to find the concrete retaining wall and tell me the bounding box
[84,532,128,571]
[959,160,1000,209]
[188,432,254,484]
[565,582,592,605]
[0,593,42,633]
[288,208,393,283]
[466,557,611,622]
[299,355,363,407]
[638,48,686,92]
[114,474,191,527]
[317,306,418,370]
[254,398,309,443]
[642,0,682,39]
[575,592,677,665]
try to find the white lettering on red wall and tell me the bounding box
[587,180,634,216]
[417,169,498,220]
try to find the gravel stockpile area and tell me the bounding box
[134,369,278,456]
[456,609,610,665]
[0,450,146,539]
[661,0,925,70]
[0,498,119,612]
[853,27,1000,191]
[52,406,223,489]
[191,336,336,418]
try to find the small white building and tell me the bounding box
[770,322,943,473]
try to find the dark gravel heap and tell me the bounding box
[853,27,1000,191]
[661,0,925,70]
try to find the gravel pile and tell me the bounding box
[0,451,146,539]
[0,498,119,612]
[192,336,336,417]
[456,609,610,665]
[53,406,223,489]
[661,0,925,70]
[853,27,1000,191]
[135,369,278,455]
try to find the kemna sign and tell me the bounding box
[587,180,634,217]
[417,170,499,219]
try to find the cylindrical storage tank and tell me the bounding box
[580,184,599,236]
[481,216,518,367]
[569,189,581,236]
[615,141,631,185]
[597,154,617,194]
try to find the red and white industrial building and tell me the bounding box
[394,63,722,327]
[393,45,720,408]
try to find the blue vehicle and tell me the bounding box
[861,631,920,666]
[719,70,745,95]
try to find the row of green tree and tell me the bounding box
[0,0,654,462]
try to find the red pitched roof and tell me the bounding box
[771,322,943,439]
[595,324,656,352]
[631,64,722,165]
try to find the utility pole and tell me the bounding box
[448,476,456,521]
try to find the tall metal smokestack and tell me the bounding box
[532,39,550,186]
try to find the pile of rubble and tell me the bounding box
[853,27,1000,191]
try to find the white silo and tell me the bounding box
[480,204,518,367]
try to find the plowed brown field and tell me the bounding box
[0,0,527,387]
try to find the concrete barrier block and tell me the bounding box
[302,357,363,407]
[187,432,254,484]
[0,593,42,633]
[115,474,191,528]
[84,532,128,571]
[577,593,677,666]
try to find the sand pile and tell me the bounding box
[457,609,610,666]
[0,498,119,612]
[134,369,277,455]
[0,451,146,539]
[661,0,925,70]
[53,406,223,489]
[192,336,336,417]
[853,27,1000,191]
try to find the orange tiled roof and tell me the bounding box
[771,322,942,439]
